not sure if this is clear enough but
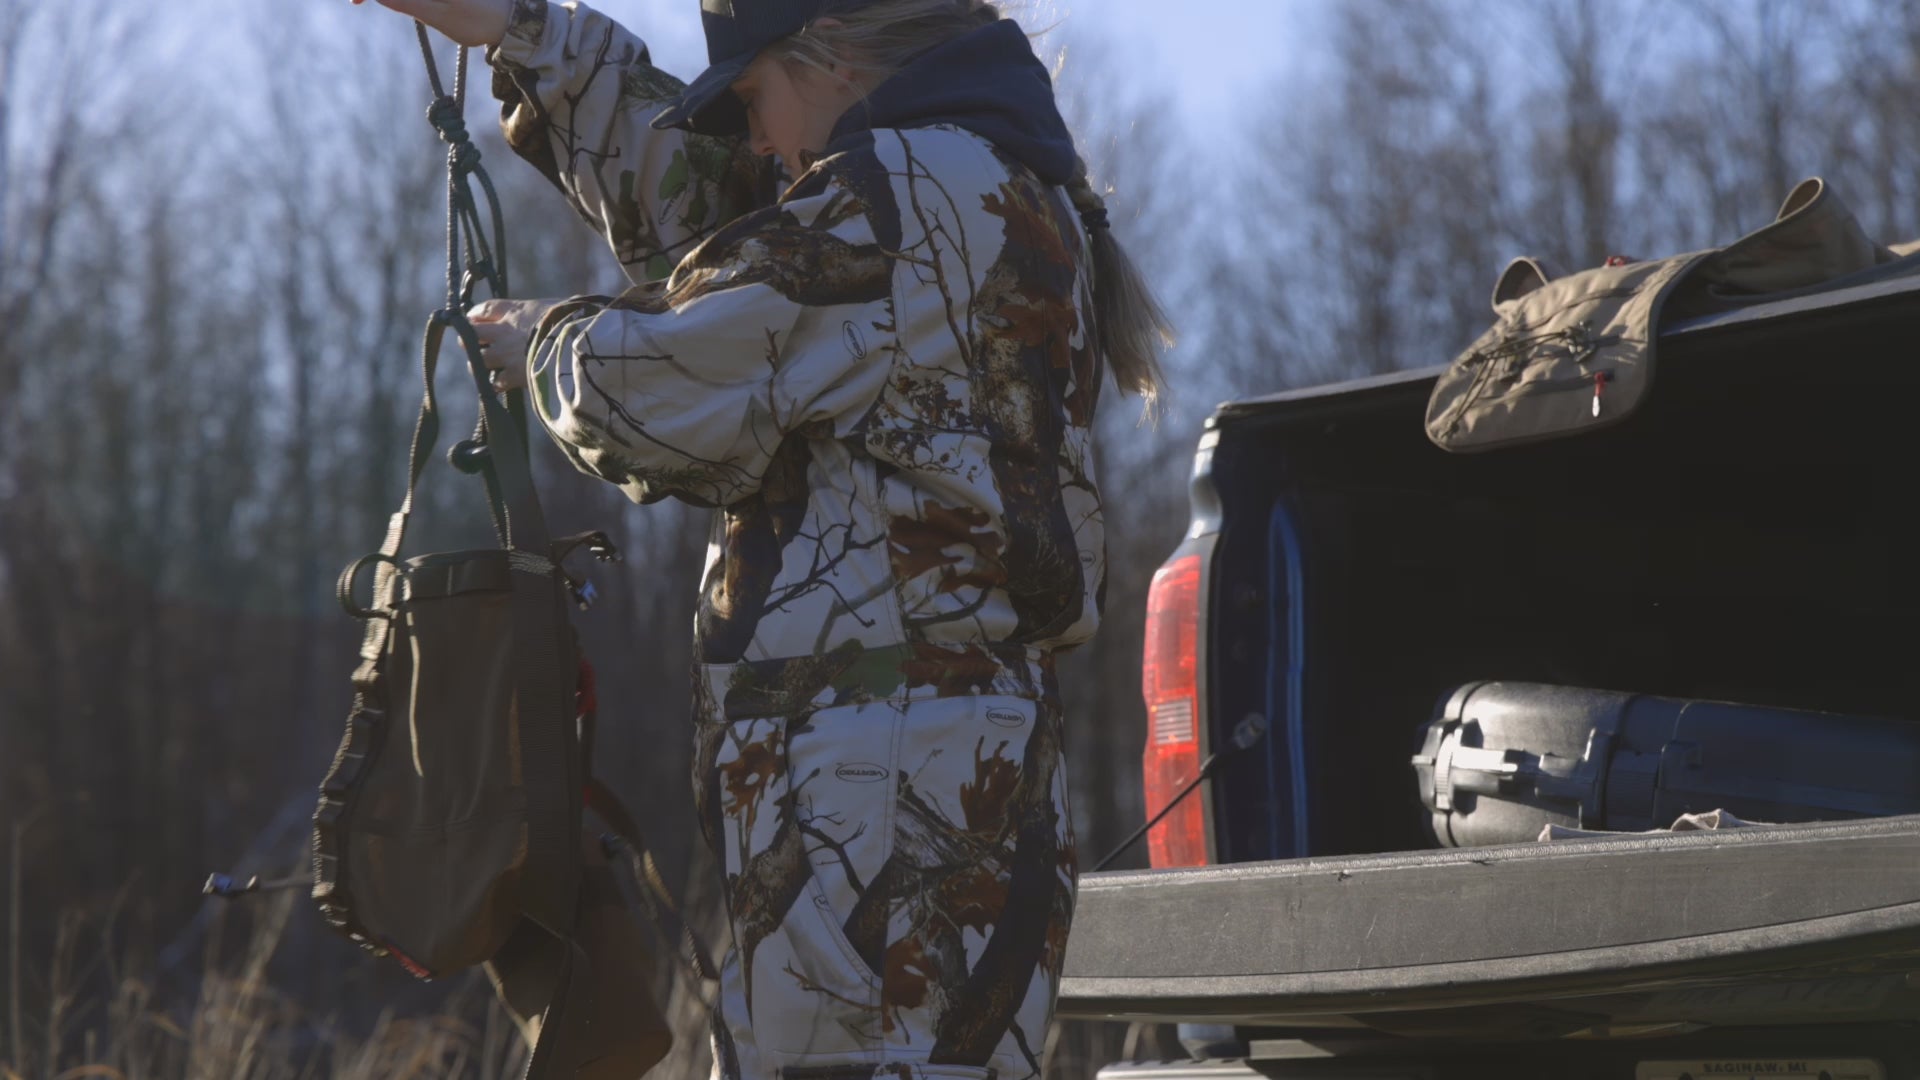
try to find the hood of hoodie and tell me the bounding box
[826,19,1078,187]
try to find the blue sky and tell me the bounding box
[588,0,1317,125]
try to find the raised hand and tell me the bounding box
[349,0,512,49]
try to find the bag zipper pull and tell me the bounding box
[1591,370,1611,417]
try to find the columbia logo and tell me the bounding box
[1152,699,1195,745]
[987,708,1025,729]
[835,763,889,783]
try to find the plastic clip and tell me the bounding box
[448,438,489,474]
[567,573,599,612]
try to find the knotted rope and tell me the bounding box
[396,25,529,547]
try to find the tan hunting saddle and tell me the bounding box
[1428,178,1920,453]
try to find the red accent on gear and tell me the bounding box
[384,940,436,981]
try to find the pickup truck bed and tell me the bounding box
[1060,273,1920,1064]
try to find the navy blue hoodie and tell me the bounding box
[826,18,1079,187]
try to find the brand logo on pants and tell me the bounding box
[835,763,889,783]
[987,708,1026,729]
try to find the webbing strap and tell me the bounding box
[589,779,721,986]
[510,562,580,934]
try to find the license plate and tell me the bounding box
[1636,1061,1883,1080]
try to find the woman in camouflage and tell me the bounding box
[359,1,1169,1076]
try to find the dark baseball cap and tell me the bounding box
[652,0,880,136]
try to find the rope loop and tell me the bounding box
[426,96,482,174]
[408,34,520,546]
[463,261,497,295]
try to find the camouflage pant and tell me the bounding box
[694,689,1077,1080]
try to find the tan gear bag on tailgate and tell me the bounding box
[1428,178,1919,453]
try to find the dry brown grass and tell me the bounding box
[1,823,531,1080]
[1,824,1142,1080]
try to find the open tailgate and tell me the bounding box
[1059,815,1920,1026]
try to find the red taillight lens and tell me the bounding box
[1141,554,1209,868]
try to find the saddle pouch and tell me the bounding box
[1426,250,1706,453]
[315,545,584,977]
[1429,177,1920,454]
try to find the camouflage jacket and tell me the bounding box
[489,1,1106,710]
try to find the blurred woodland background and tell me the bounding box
[4,0,1920,1075]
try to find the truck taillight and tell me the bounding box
[1141,554,1209,868]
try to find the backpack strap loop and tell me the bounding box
[337,552,405,620]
